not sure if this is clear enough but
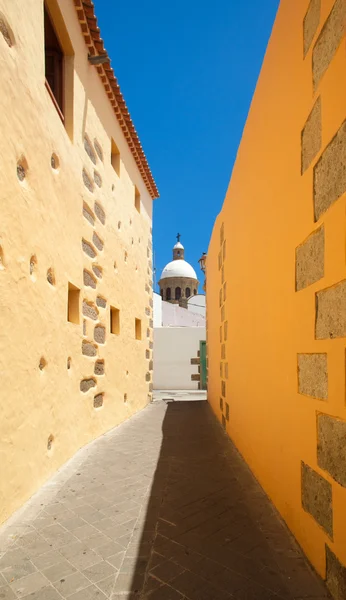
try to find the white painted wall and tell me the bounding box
[153,292,205,327]
[153,327,206,390]
[153,292,162,327]
[161,302,205,327]
[187,294,206,316]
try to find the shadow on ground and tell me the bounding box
[130,400,330,600]
[0,400,331,600]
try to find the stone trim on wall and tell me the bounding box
[301,461,333,538]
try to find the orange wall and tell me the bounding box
[0,0,155,525]
[207,0,346,580]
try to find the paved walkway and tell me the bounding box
[0,400,330,600]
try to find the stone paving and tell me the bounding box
[0,399,331,599]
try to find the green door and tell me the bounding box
[200,340,207,390]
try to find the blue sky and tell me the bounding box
[97,0,280,291]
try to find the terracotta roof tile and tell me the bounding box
[74,0,159,199]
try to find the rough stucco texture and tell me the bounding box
[326,545,346,600]
[0,0,154,525]
[301,461,333,538]
[301,97,322,173]
[313,121,346,221]
[206,0,346,583]
[315,280,346,339]
[303,0,321,56]
[312,0,346,89]
[317,414,346,487]
[295,225,324,291]
[298,353,328,400]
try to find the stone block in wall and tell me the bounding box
[94,171,102,188]
[296,226,324,291]
[93,232,104,251]
[315,280,346,339]
[94,393,103,408]
[94,325,106,344]
[92,265,103,279]
[303,0,321,57]
[297,353,328,400]
[225,403,229,421]
[84,136,96,164]
[82,340,97,357]
[94,140,103,162]
[191,358,200,365]
[94,360,105,376]
[82,239,97,259]
[221,380,226,397]
[318,413,346,487]
[313,0,346,89]
[314,121,346,221]
[301,98,321,173]
[94,202,106,225]
[301,461,333,538]
[83,300,98,321]
[80,378,96,393]
[191,374,200,381]
[83,270,97,289]
[326,545,346,599]
[82,168,94,192]
[96,296,107,309]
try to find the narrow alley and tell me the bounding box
[0,398,330,600]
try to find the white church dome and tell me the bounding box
[160,260,197,280]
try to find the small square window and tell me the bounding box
[135,186,140,213]
[110,306,120,334]
[135,318,142,340]
[67,283,80,324]
[111,139,120,176]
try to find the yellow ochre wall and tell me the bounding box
[0,0,155,525]
[207,0,346,591]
